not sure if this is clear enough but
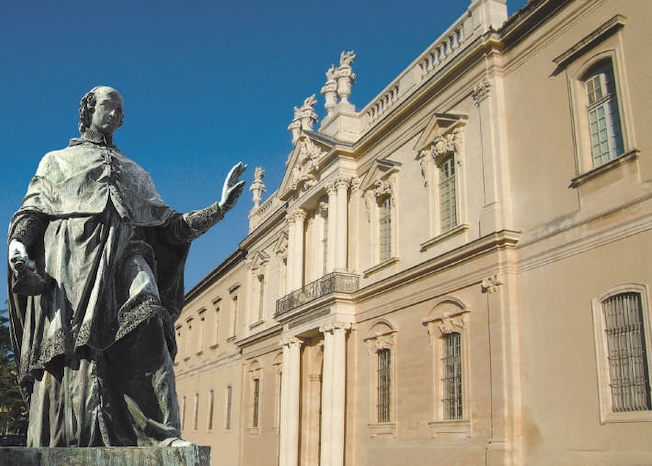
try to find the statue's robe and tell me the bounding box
[8,138,190,446]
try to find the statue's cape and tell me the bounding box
[8,140,190,400]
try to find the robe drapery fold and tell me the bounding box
[8,139,190,446]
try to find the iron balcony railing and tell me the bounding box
[275,272,359,317]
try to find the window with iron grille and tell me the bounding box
[603,292,651,412]
[377,348,392,423]
[442,332,463,420]
[585,61,624,167]
[439,155,457,233]
[378,195,392,262]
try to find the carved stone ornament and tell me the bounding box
[481,272,503,293]
[335,51,356,104]
[321,65,338,114]
[365,332,396,355]
[249,167,266,209]
[290,138,326,191]
[471,78,492,107]
[372,179,392,200]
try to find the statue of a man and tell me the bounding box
[7,85,246,447]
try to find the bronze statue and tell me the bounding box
[7,86,246,447]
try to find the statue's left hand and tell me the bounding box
[219,162,247,213]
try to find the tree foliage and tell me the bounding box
[0,309,28,435]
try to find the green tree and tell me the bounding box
[0,309,28,435]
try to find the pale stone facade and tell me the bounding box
[175,0,652,464]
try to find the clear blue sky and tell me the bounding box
[0,0,528,305]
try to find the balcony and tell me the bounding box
[275,272,359,317]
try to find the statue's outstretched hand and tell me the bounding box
[219,162,247,213]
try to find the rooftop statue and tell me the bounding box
[7,86,246,447]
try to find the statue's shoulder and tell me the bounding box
[34,142,97,180]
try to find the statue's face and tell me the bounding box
[90,87,123,136]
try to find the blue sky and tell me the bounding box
[0,0,528,305]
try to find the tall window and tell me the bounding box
[378,195,392,262]
[584,61,624,167]
[252,378,261,428]
[193,393,199,430]
[257,275,266,322]
[230,293,238,337]
[225,385,233,430]
[603,292,651,412]
[208,389,215,430]
[181,396,187,430]
[442,332,463,420]
[377,348,392,423]
[439,155,457,232]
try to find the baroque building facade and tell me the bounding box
[174,0,652,464]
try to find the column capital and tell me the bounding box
[287,208,307,224]
[335,176,351,191]
[320,322,352,334]
[281,336,303,349]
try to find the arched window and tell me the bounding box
[583,60,624,167]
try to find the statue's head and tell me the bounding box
[79,86,124,136]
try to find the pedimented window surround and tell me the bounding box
[360,159,401,273]
[423,297,471,439]
[414,113,469,245]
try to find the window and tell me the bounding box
[414,113,468,250]
[584,61,624,167]
[378,195,392,262]
[364,321,397,437]
[193,393,199,430]
[257,275,266,322]
[197,309,206,354]
[252,378,261,428]
[424,297,471,438]
[212,299,221,348]
[439,155,457,233]
[593,286,652,422]
[208,389,215,430]
[377,348,392,423]
[248,361,262,434]
[442,332,463,420]
[225,385,233,430]
[181,396,187,430]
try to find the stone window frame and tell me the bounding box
[210,297,222,349]
[364,319,398,438]
[415,114,469,252]
[225,385,234,431]
[228,284,240,341]
[272,352,283,431]
[207,388,216,431]
[196,308,207,355]
[553,15,638,188]
[423,296,471,439]
[360,160,401,276]
[592,283,652,424]
[248,361,263,435]
[248,250,270,329]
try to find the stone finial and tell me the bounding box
[299,94,318,131]
[335,51,356,106]
[321,64,338,115]
[289,95,318,144]
[250,167,266,209]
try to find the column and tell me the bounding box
[279,337,302,466]
[326,183,337,274]
[320,322,350,466]
[334,177,350,271]
[287,208,306,292]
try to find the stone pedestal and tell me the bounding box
[0,445,211,466]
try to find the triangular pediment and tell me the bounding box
[279,132,336,200]
[360,158,402,193]
[414,113,468,153]
[248,250,271,271]
[272,231,289,259]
